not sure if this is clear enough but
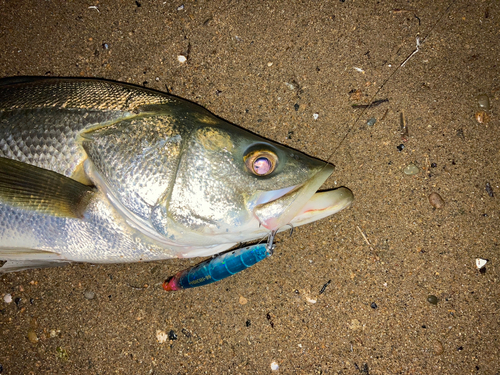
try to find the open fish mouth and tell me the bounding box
[253,164,353,230]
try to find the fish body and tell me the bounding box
[0,77,353,273]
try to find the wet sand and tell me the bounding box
[1,0,499,373]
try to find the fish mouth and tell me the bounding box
[253,164,352,230]
[289,187,354,226]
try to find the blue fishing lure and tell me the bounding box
[163,234,276,291]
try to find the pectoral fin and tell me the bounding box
[0,157,95,218]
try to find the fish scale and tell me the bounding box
[0,78,172,111]
[82,116,187,220]
[0,78,175,178]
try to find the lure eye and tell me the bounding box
[244,150,278,176]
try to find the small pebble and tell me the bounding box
[403,164,420,175]
[294,103,299,111]
[433,340,444,355]
[239,296,248,305]
[177,55,187,63]
[477,94,491,110]
[428,192,445,209]
[27,329,38,343]
[177,4,184,10]
[313,113,319,120]
[267,62,273,67]
[3,294,12,303]
[306,296,317,304]
[349,89,362,101]
[397,144,405,152]
[475,111,490,124]
[84,291,95,300]
[270,361,279,371]
[168,330,177,341]
[427,295,439,305]
[431,162,437,168]
[370,302,378,309]
[56,346,69,360]
[485,182,494,197]
[349,319,362,330]
[366,117,377,126]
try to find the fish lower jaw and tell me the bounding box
[289,187,354,226]
[255,187,354,232]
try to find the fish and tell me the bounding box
[0,77,354,273]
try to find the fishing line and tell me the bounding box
[323,0,456,167]
[255,1,455,248]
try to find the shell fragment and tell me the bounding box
[475,258,488,269]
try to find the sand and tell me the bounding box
[1,0,499,373]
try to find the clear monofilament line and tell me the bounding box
[321,0,456,168]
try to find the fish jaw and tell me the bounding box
[289,187,354,227]
[252,164,336,230]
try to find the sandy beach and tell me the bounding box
[1,0,499,373]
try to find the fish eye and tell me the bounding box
[244,150,278,176]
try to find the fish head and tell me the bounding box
[151,117,352,246]
[82,98,353,250]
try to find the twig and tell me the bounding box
[401,37,421,67]
[356,226,379,260]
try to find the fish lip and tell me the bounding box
[289,187,354,227]
[253,164,335,230]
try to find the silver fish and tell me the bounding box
[0,77,353,273]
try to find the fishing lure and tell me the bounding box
[163,232,276,291]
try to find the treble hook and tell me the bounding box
[266,230,277,254]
